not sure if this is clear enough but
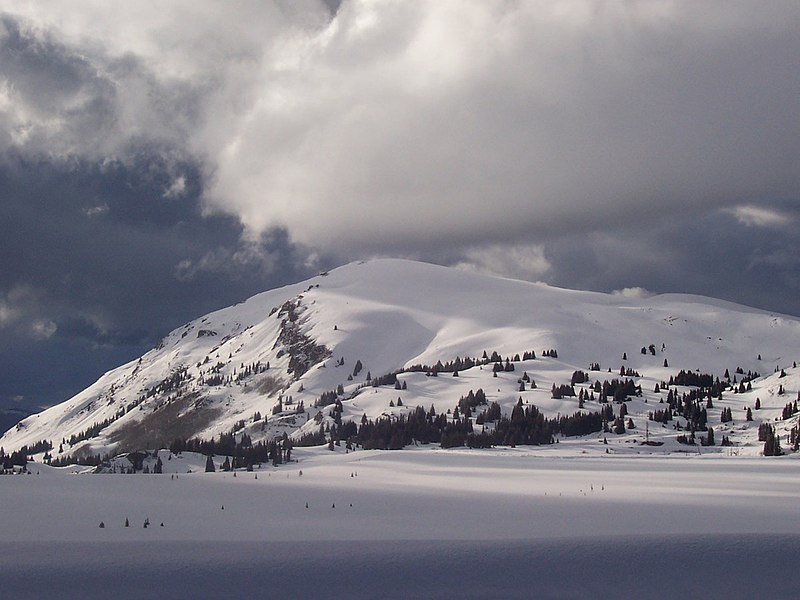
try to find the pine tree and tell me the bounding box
[205,455,215,472]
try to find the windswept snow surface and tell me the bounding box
[2,450,800,598]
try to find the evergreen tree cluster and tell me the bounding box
[759,423,783,456]
[352,359,363,377]
[619,366,641,377]
[788,424,800,452]
[781,400,798,420]
[669,370,716,389]
[233,360,269,383]
[145,367,191,398]
[457,389,488,414]
[493,398,601,445]
[571,370,589,385]
[680,399,708,432]
[66,415,120,448]
[403,350,542,378]
[733,366,760,383]
[170,432,293,467]
[0,440,52,469]
[407,354,484,376]
[371,372,399,387]
[475,401,502,425]
[295,426,327,447]
[591,378,641,404]
[699,426,715,446]
[316,389,339,407]
[316,393,606,451]
[357,405,448,449]
[50,452,107,468]
[659,384,728,433]
[492,359,516,374]
[198,362,227,386]
[551,384,576,400]
[648,408,673,424]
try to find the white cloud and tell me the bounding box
[1,0,798,258]
[454,243,550,282]
[173,239,281,281]
[198,0,800,253]
[612,287,652,299]
[83,204,109,218]
[0,299,17,326]
[728,205,792,228]
[30,318,57,340]
[163,176,186,199]
[0,285,58,339]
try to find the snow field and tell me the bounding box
[2,448,800,598]
[3,449,798,544]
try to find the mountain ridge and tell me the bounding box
[4,258,800,462]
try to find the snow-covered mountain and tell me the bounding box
[4,258,800,462]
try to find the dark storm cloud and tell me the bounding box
[540,200,800,317]
[0,155,321,410]
[0,5,333,411]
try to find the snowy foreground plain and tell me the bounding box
[3,448,800,599]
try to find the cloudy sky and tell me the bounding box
[0,0,798,416]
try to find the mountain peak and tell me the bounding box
[4,259,800,463]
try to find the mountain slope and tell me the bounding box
[4,258,800,461]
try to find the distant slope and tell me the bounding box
[4,258,800,461]
[0,407,31,436]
